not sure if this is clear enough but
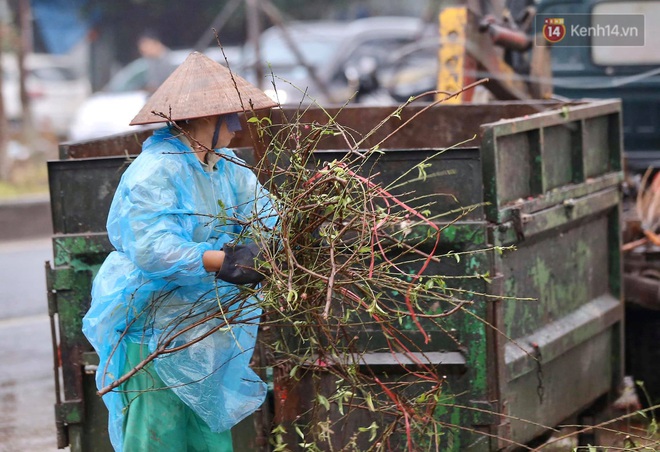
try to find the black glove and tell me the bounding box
[216,242,265,285]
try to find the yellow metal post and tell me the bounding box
[437,7,474,103]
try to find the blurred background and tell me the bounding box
[0,0,657,197]
[1,1,660,450]
[0,0,435,199]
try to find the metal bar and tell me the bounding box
[482,99,621,137]
[496,187,620,245]
[520,187,619,238]
[47,261,69,448]
[59,130,151,159]
[504,294,621,381]
[496,172,623,223]
[303,351,467,373]
[246,0,264,89]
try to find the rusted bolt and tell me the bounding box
[563,198,576,216]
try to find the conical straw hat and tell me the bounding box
[130,51,277,125]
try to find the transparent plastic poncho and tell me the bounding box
[82,126,277,451]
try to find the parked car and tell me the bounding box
[67,47,241,142]
[241,16,433,107]
[3,53,91,137]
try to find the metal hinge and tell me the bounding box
[55,399,84,425]
[511,208,532,241]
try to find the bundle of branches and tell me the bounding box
[239,97,509,451]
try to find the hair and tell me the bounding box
[138,28,162,43]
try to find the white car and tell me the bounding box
[3,53,91,137]
[67,47,242,142]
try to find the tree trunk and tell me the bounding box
[0,22,10,181]
[17,0,33,141]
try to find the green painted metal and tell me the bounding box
[46,100,624,451]
[47,235,113,452]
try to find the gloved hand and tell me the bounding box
[215,242,265,285]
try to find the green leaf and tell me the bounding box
[365,392,375,412]
[272,424,287,434]
[416,162,432,181]
[289,365,299,379]
[295,425,305,439]
[287,289,298,303]
[358,421,379,442]
[317,394,330,411]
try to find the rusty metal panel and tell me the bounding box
[239,102,562,153]
[58,103,562,160]
[59,129,152,159]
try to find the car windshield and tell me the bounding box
[243,25,344,78]
[260,35,340,68]
[104,59,150,93]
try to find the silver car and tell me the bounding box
[241,16,432,107]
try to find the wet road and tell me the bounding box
[0,237,63,452]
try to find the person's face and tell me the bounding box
[215,118,235,148]
[185,115,238,150]
[138,37,161,58]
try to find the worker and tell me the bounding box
[137,29,172,94]
[82,51,278,451]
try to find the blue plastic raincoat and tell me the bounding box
[82,126,276,451]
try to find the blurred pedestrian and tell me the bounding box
[137,29,172,94]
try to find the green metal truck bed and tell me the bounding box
[46,99,623,451]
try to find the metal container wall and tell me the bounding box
[46,100,623,451]
[482,102,624,448]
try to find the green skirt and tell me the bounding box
[121,342,233,452]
